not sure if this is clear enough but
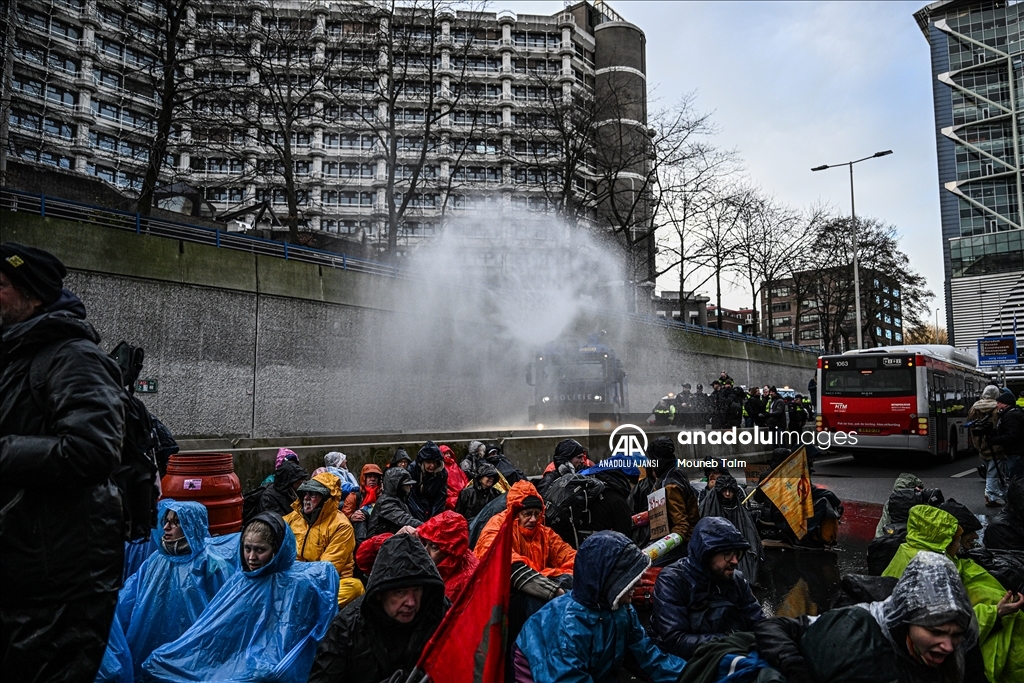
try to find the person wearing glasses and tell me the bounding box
[649,516,765,658]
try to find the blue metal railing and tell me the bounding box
[0,188,404,278]
[1,187,817,355]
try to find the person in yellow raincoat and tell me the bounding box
[883,504,1024,683]
[284,471,364,608]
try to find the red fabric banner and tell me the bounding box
[417,512,514,683]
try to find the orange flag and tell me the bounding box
[416,511,514,683]
[759,446,815,539]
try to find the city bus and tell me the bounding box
[815,345,991,459]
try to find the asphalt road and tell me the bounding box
[809,450,995,513]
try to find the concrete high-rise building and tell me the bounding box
[3,0,652,279]
[914,0,1023,373]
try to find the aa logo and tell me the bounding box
[609,424,648,459]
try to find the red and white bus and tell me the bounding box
[815,345,991,459]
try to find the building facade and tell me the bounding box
[914,1,1023,372]
[759,269,905,352]
[2,0,652,275]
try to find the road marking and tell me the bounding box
[952,468,978,478]
[815,455,854,465]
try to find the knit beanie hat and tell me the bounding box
[1,243,66,305]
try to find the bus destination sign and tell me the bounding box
[977,336,1018,367]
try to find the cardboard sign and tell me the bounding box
[647,487,669,541]
[744,464,772,487]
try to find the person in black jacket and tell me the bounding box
[484,441,525,485]
[367,467,422,536]
[649,516,764,658]
[407,441,448,522]
[308,533,448,683]
[584,467,636,540]
[455,463,500,522]
[985,477,1024,551]
[253,459,308,519]
[0,243,126,683]
[537,438,588,498]
[990,390,1024,481]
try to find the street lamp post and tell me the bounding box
[812,150,893,350]
[935,308,940,344]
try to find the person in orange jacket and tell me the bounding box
[284,472,364,608]
[475,480,576,652]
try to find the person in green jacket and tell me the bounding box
[882,504,1024,683]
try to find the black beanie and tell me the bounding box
[1,243,66,305]
[648,436,676,473]
[521,495,543,510]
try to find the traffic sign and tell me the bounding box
[977,337,1017,367]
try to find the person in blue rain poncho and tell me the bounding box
[110,500,236,680]
[142,512,339,683]
[513,530,686,683]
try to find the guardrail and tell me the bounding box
[0,188,405,278]
[1,187,817,355]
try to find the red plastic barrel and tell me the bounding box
[161,453,243,535]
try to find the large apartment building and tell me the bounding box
[2,0,653,276]
[914,0,1023,374]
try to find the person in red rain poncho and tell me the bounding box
[440,445,469,511]
[416,511,479,602]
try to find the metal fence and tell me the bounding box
[0,188,405,278]
[1,187,817,355]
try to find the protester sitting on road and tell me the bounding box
[757,552,977,683]
[984,478,1024,551]
[652,437,701,548]
[345,463,382,520]
[989,389,1024,482]
[284,472,364,608]
[514,531,685,683]
[261,447,301,485]
[143,513,339,682]
[484,441,526,485]
[308,534,448,683]
[250,459,308,522]
[883,505,1024,683]
[460,439,487,478]
[407,441,449,522]
[537,439,589,498]
[582,464,637,540]
[114,500,236,680]
[937,499,983,550]
[323,451,359,489]
[416,510,479,602]
[650,516,764,659]
[876,473,925,537]
[355,533,393,576]
[456,463,501,522]
[696,464,731,506]
[475,480,577,650]
[698,472,763,587]
[440,444,469,511]
[367,467,423,536]
[389,448,412,469]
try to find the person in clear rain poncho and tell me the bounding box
[141,512,338,683]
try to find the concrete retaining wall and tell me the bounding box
[3,211,816,439]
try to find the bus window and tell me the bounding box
[822,356,915,396]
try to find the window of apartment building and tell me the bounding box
[892,288,900,299]
[88,163,143,191]
[191,157,243,174]
[324,162,374,178]
[90,131,149,161]
[397,192,438,208]
[799,330,819,340]
[9,110,74,139]
[322,218,370,234]
[893,302,900,312]
[97,6,125,28]
[396,108,426,124]
[799,313,818,324]
[895,332,903,343]
[875,326,882,336]
[257,159,285,174]
[394,164,438,179]
[322,190,372,206]
[401,221,436,236]
[204,187,244,203]
[13,75,44,97]
[884,314,892,325]
[97,37,124,59]
[45,84,75,107]
[772,317,792,327]
[800,299,819,308]
[770,302,791,313]
[294,161,311,176]
[894,317,901,328]
[772,331,792,342]
[885,329,893,340]
[453,166,501,182]
[770,286,791,298]
[883,299,890,309]
[16,146,73,169]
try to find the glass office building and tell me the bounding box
[915,0,1023,373]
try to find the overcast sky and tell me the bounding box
[503,0,943,316]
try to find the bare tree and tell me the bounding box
[211,0,336,242]
[689,182,748,329]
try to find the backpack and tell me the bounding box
[31,339,160,542]
[544,473,605,548]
